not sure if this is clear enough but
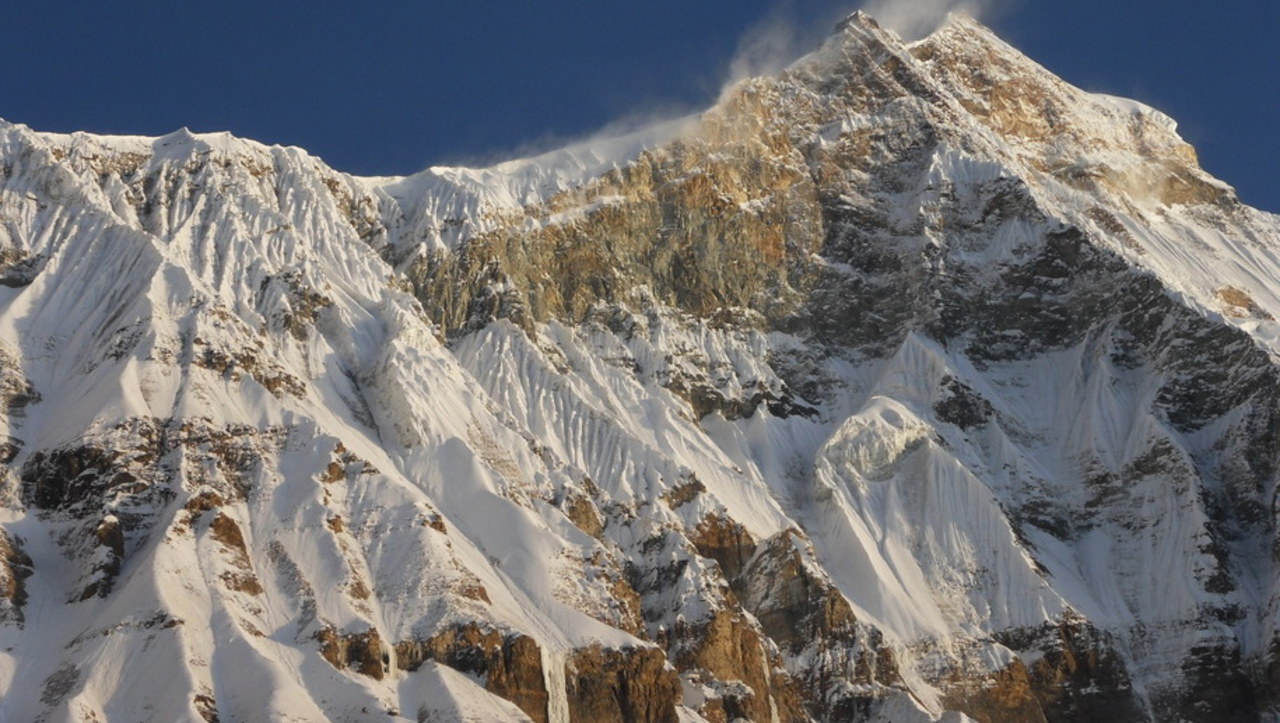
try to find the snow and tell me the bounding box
[1091,93,1179,133]
[402,661,535,722]
[369,115,695,254]
[2,8,1279,721]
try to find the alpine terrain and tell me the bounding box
[3,11,1280,722]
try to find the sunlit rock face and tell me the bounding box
[2,10,1279,722]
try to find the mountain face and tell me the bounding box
[2,11,1279,722]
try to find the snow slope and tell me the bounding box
[2,10,1279,723]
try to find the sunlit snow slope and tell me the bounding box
[2,11,1279,723]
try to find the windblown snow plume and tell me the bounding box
[860,0,997,39]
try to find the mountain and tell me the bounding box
[2,11,1279,722]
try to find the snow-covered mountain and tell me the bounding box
[2,11,1279,722]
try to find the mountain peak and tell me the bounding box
[2,10,1279,723]
[912,8,1018,56]
[835,9,881,34]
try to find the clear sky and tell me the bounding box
[1,1,1276,210]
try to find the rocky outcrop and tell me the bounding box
[0,528,33,624]
[940,658,1047,723]
[565,644,680,723]
[995,615,1143,722]
[402,125,825,339]
[21,442,152,515]
[207,512,263,596]
[318,622,684,723]
[17,419,289,603]
[394,624,550,723]
[0,345,39,412]
[671,609,808,722]
[689,514,757,583]
[737,530,905,719]
[317,625,390,681]
[77,515,125,600]
[0,248,46,288]
[1164,642,1261,723]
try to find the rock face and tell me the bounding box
[394,625,550,722]
[565,645,681,723]
[0,529,32,624]
[2,10,1280,722]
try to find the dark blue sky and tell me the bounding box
[2,1,1276,210]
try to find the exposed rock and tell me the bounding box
[562,492,604,539]
[0,345,39,412]
[995,615,1144,722]
[401,105,824,340]
[0,529,33,624]
[660,475,705,510]
[668,377,806,421]
[22,444,142,513]
[0,436,21,465]
[670,609,807,722]
[0,248,47,287]
[689,514,756,582]
[933,375,993,430]
[259,270,334,341]
[423,511,447,534]
[320,461,345,484]
[395,624,550,723]
[316,625,390,681]
[208,513,263,596]
[194,342,307,398]
[736,529,903,719]
[565,644,681,723]
[1163,642,1260,723]
[193,692,220,723]
[77,515,125,601]
[182,490,226,519]
[1266,637,1280,715]
[40,663,80,707]
[1216,286,1273,320]
[940,658,1047,723]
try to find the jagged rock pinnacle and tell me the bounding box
[835,9,881,33]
